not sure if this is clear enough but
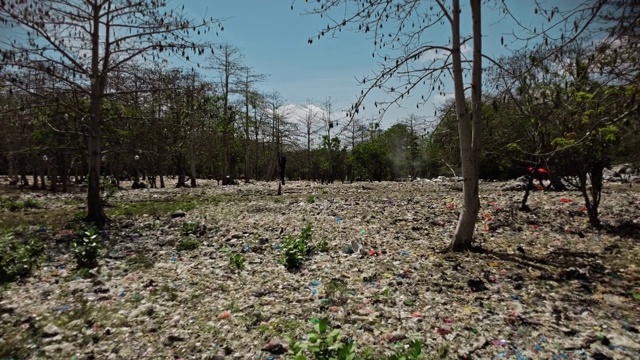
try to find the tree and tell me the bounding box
[299,0,606,251]
[239,67,266,182]
[297,100,322,179]
[0,0,221,227]
[208,44,246,179]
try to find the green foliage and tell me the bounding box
[387,340,424,360]
[315,237,329,252]
[100,178,119,205]
[176,238,200,252]
[287,318,424,360]
[228,252,245,270]
[279,223,313,270]
[180,222,202,236]
[0,232,45,284]
[288,318,356,360]
[71,227,102,269]
[307,195,316,204]
[1,197,40,212]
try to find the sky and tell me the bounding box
[177,1,589,132]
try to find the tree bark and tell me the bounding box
[451,0,483,252]
[279,154,287,186]
[85,2,108,228]
[189,140,197,187]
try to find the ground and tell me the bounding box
[0,180,639,360]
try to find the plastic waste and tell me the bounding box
[52,304,72,312]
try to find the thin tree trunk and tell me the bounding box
[160,174,165,188]
[86,3,108,228]
[32,171,39,190]
[50,163,57,192]
[451,0,482,252]
[189,141,197,187]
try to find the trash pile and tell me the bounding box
[0,180,638,359]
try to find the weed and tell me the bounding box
[23,198,40,209]
[387,340,424,360]
[280,223,314,270]
[2,198,40,212]
[176,238,200,252]
[70,227,102,269]
[316,237,330,252]
[287,318,424,360]
[0,231,45,284]
[180,222,201,236]
[228,252,245,270]
[288,318,355,360]
[100,178,118,205]
[307,195,316,204]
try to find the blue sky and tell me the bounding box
[182,1,584,131]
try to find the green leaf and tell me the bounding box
[317,318,329,334]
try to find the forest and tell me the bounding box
[0,1,639,359]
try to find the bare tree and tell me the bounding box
[297,100,322,178]
[0,0,222,227]
[239,67,267,182]
[298,0,607,251]
[208,44,245,180]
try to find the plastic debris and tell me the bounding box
[218,310,231,320]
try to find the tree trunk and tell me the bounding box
[175,153,187,187]
[86,108,108,226]
[32,171,39,190]
[49,163,57,192]
[450,0,483,252]
[160,174,165,188]
[582,165,603,228]
[61,156,68,192]
[279,154,287,186]
[86,3,108,228]
[189,141,197,187]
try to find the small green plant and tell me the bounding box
[3,198,40,212]
[279,223,313,270]
[228,252,245,270]
[180,222,201,236]
[100,178,119,205]
[306,195,316,204]
[387,340,424,360]
[71,227,102,269]
[176,238,200,251]
[288,318,356,360]
[22,198,40,209]
[0,232,45,284]
[315,237,329,252]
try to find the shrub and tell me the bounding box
[176,238,200,251]
[2,198,40,212]
[180,222,202,236]
[71,228,102,269]
[288,318,356,360]
[228,252,245,270]
[288,318,424,360]
[0,232,45,284]
[279,223,313,270]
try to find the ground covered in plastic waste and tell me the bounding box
[1,180,639,359]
